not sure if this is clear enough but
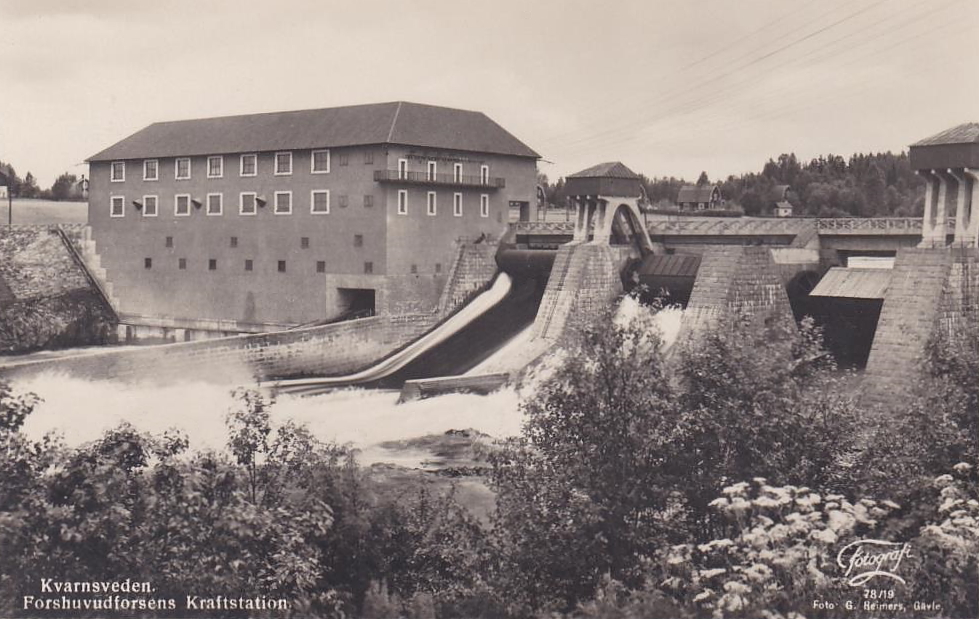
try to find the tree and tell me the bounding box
[50,172,78,201]
[490,305,680,612]
[19,172,38,199]
[695,170,709,186]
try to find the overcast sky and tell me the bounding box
[1,0,976,187]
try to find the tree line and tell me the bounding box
[0,159,84,201]
[540,150,926,218]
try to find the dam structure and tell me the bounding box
[2,122,978,411]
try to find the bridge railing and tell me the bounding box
[813,217,926,231]
[510,217,938,237]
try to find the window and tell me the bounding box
[453,163,462,183]
[274,151,292,175]
[240,192,257,215]
[165,236,173,248]
[427,191,437,216]
[480,164,489,185]
[364,261,373,274]
[398,158,408,179]
[427,160,437,181]
[240,154,257,177]
[363,195,373,208]
[111,161,125,182]
[244,259,253,271]
[278,260,286,273]
[364,151,374,165]
[143,160,158,181]
[175,158,191,180]
[338,152,348,166]
[178,258,186,270]
[142,195,158,217]
[338,194,348,208]
[230,236,238,248]
[207,156,223,178]
[311,149,330,174]
[435,263,442,274]
[144,257,152,269]
[316,261,326,273]
[480,194,489,218]
[206,193,223,216]
[311,190,330,214]
[208,259,217,271]
[397,190,408,215]
[174,194,191,217]
[110,196,125,218]
[301,237,309,249]
[274,191,292,215]
[410,264,417,274]
[453,192,463,217]
[353,234,363,248]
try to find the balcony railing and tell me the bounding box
[374,169,505,189]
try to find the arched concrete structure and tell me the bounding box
[570,196,654,255]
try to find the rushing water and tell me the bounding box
[14,302,685,465]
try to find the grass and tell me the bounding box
[0,199,87,225]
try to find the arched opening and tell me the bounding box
[608,203,652,256]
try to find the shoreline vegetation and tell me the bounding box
[0,299,975,618]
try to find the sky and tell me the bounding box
[0,0,976,188]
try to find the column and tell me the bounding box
[917,170,936,247]
[933,170,951,247]
[948,168,969,245]
[572,197,585,241]
[964,169,979,247]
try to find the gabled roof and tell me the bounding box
[88,101,540,162]
[677,184,718,203]
[912,123,979,147]
[568,161,640,179]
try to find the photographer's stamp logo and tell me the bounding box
[836,539,913,586]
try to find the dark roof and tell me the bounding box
[636,254,701,278]
[0,171,8,185]
[88,101,539,162]
[676,185,718,203]
[912,123,979,147]
[568,161,639,179]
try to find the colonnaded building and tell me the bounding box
[86,102,539,337]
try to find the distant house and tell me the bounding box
[75,175,90,200]
[772,184,794,217]
[676,184,722,211]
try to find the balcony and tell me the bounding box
[374,169,505,189]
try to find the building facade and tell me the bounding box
[86,102,538,334]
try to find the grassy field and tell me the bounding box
[0,199,87,225]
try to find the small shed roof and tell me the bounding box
[568,161,639,179]
[809,267,891,300]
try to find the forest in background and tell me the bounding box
[540,151,926,218]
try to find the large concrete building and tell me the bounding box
[86,102,539,337]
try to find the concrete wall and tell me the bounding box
[0,313,434,384]
[862,247,979,410]
[677,246,795,343]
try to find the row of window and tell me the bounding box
[163,235,366,249]
[143,257,378,274]
[111,151,336,183]
[397,191,490,217]
[111,152,491,183]
[110,190,490,218]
